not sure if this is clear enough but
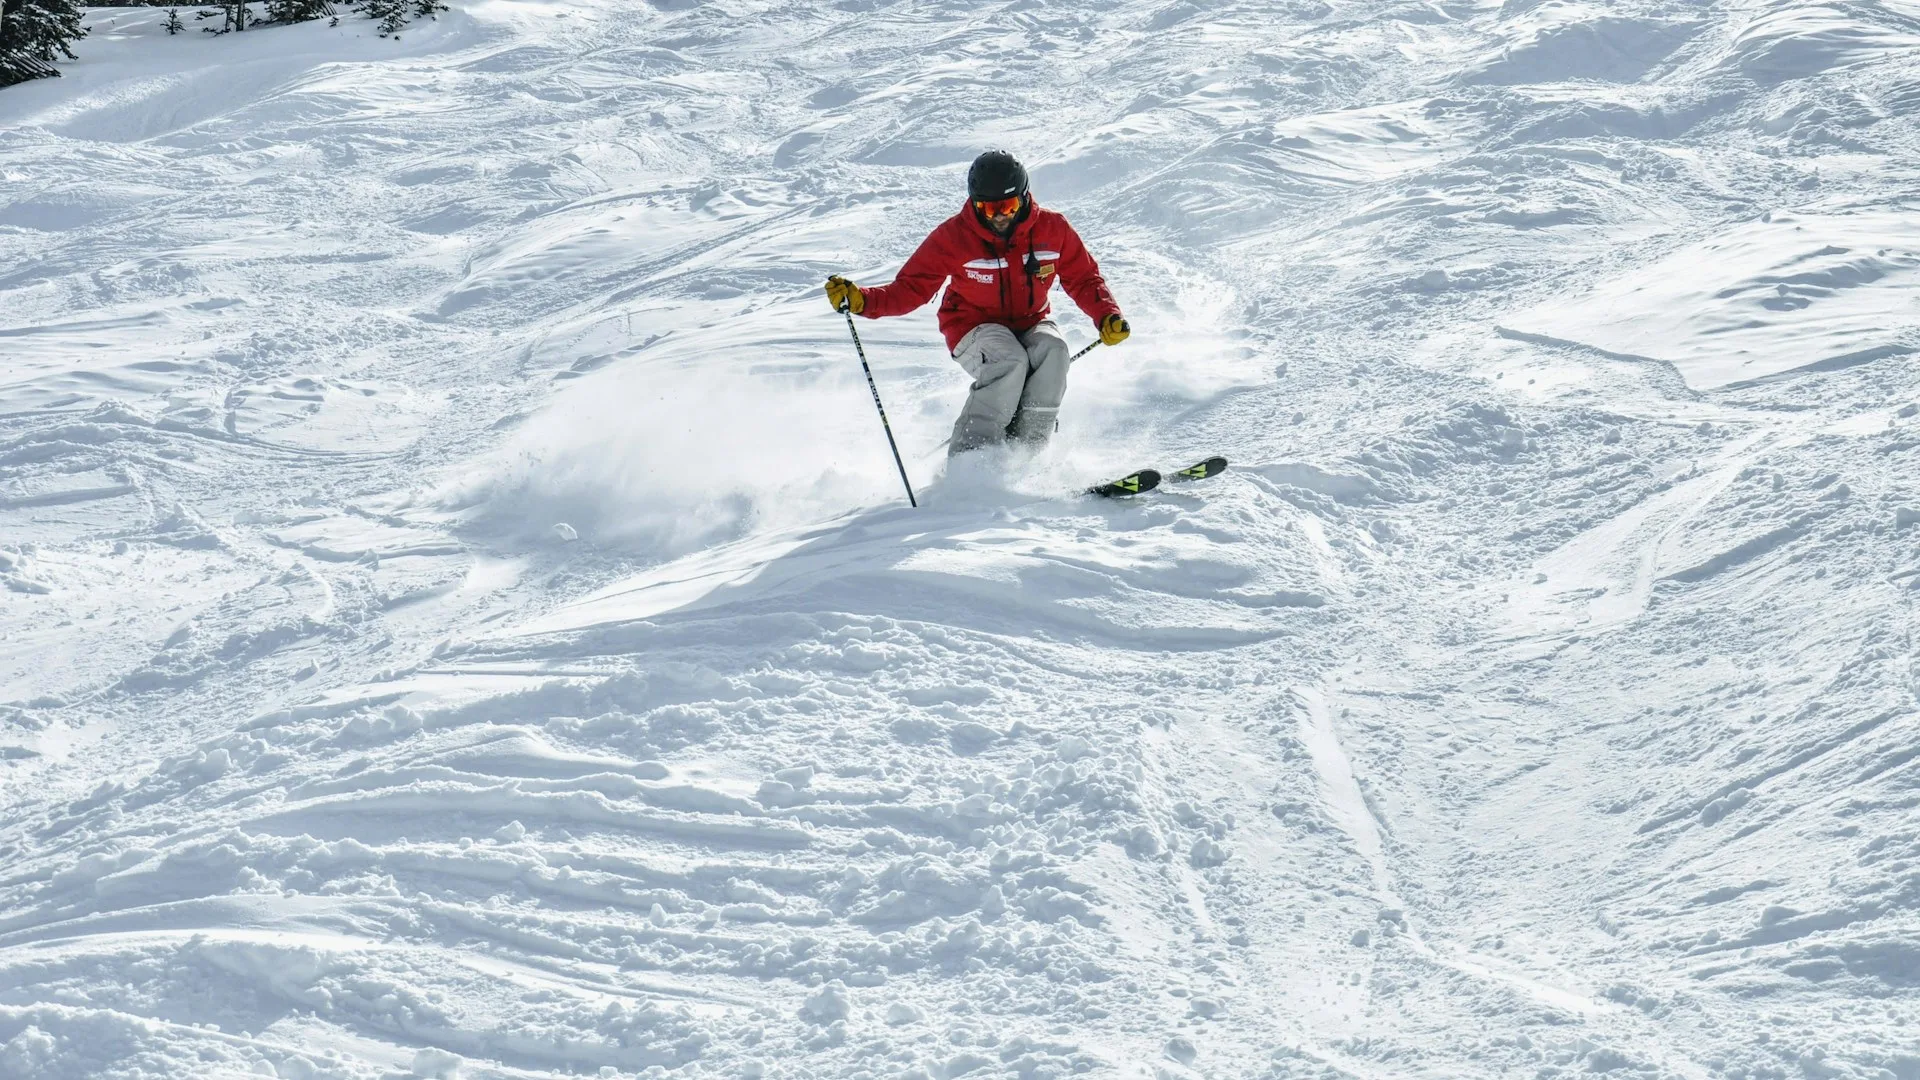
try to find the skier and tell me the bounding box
[825,150,1130,456]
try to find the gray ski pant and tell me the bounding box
[948,320,1070,456]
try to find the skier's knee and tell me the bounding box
[969,352,1027,390]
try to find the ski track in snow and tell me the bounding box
[5,0,1920,1077]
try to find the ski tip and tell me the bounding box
[1171,456,1229,482]
[1089,469,1161,497]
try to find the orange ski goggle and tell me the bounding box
[974,196,1022,217]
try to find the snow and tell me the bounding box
[1504,206,1920,390]
[4,0,1920,1078]
[1727,1,1920,85]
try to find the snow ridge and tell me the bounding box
[4,0,1920,1077]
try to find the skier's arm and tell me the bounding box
[1055,222,1122,327]
[859,226,953,319]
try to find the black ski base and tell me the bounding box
[1170,455,1228,483]
[1088,457,1228,498]
[1088,469,1160,498]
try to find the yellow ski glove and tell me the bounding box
[1099,313,1130,346]
[825,275,865,315]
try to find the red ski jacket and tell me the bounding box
[858,198,1122,353]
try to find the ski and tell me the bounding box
[1168,455,1229,483]
[1086,458,1226,498]
[1088,469,1160,497]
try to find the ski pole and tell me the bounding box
[840,303,918,508]
[1070,340,1100,363]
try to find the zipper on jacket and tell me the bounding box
[988,238,1010,323]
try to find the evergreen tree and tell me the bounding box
[353,0,403,36]
[164,7,184,33]
[263,0,330,23]
[194,0,247,32]
[0,0,87,87]
[412,0,443,19]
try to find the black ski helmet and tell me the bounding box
[968,150,1029,202]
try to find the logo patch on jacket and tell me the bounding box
[1036,263,1055,278]
[963,257,1007,288]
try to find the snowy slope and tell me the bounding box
[3,1,1920,1078]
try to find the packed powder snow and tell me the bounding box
[3,1,1918,1078]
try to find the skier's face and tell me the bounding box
[976,195,1022,235]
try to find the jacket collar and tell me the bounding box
[961,195,1039,247]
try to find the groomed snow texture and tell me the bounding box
[3,1,1920,1078]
